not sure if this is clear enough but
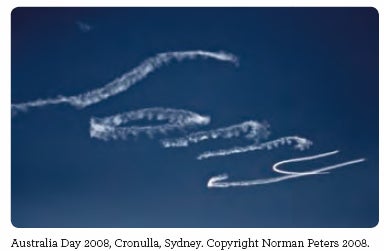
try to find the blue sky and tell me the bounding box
[11,7,378,227]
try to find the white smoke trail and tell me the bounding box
[90,108,210,141]
[197,136,313,160]
[272,150,338,175]
[160,120,270,148]
[207,151,365,188]
[12,50,238,115]
[11,47,366,189]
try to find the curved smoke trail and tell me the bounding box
[11,48,365,188]
[272,150,338,175]
[197,136,313,160]
[90,108,210,140]
[11,50,238,115]
[207,151,365,188]
[161,120,270,148]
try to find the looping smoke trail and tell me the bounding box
[197,136,313,160]
[160,120,270,148]
[12,48,365,189]
[11,50,238,115]
[207,151,365,188]
[272,150,338,175]
[90,108,210,141]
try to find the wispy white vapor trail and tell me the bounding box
[12,47,366,189]
[11,50,238,115]
[272,150,338,175]
[90,108,210,141]
[207,151,365,188]
[197,136,312,160]
[160,120,270,148]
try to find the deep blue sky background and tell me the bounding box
[11,8,378,227]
